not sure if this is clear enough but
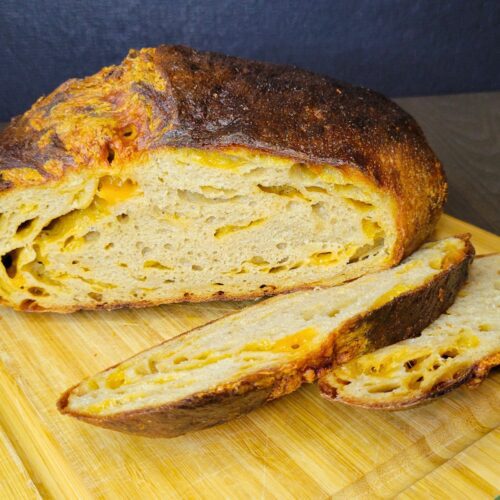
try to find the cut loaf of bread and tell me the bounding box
[319,254,499,409]
[58,236,472,437]
[0,45,446,312]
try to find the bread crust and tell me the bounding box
[319,252,499,411]
[57,236,473,437]
[318,352,499,411]
[0,45,445,269]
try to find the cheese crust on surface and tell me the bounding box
[319,254,499,409]
[58,236,472,437]
[0,45,446,312]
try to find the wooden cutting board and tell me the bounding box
[0,214,499,499]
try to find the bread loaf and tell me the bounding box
[58,235,472,437]
[0,45,446,312]
[319,254,499,409]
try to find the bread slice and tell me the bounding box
[57,235,472,437]
[0,45,446,312]
[319,254,499,410]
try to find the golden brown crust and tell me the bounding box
[57,236,473,437]
[8,279,343,313]
[0,45,446,266]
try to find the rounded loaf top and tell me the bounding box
[0,45,446,257]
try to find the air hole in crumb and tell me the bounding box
[72,260,79,265]
[276,242,286,249]
[88,292,103,301]
[63,236,75,248]
[148,359,158,373]
[42,218,62,231]
[117,213,129,223]
[336,378,351,386]
[1,250,19,279]
[269,265,287,273]
[441,348,458,359]
[20,299,37,310]
[104,242,114,250]
[174,356,188,365]
[141,247,152,256]
[311,202,327,219]
[192,265,203,271]
[291,344,300,350]
[404,360,416,370]
[479,324,492,331]
[84,231,100,242]
[119,263,128,268]
[163,243,172,250]
[16,217,37,235]
[28,287,47,297]
[106,146,115,164]
[122,124,137,138]
[248,256,268,266]
[328,308,340,318]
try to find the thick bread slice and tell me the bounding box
[0,45,446,312]
[58,236,472,437]
[319,254,499,410]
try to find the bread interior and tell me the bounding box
[0,148,397,310]
[321,255,499,408]
[63,236,467,416]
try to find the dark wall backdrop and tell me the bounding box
[1,0,499,121]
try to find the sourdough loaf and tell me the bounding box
[58,236,472,437]
[319,254,499,409]
[0,45,446,312]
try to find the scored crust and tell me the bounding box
[0,45,446,268]
[57,236,473,438]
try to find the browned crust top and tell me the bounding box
[0,45,446,256]
[0,45,439,184]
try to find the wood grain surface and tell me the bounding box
[0,214,498,499]
[0,424,40,499]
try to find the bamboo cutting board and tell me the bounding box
[0,214,499,499]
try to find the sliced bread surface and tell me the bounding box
[0,45,446,312]
[58,235,472,437]
[319,254,499,409]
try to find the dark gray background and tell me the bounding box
[1,0,499,121]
